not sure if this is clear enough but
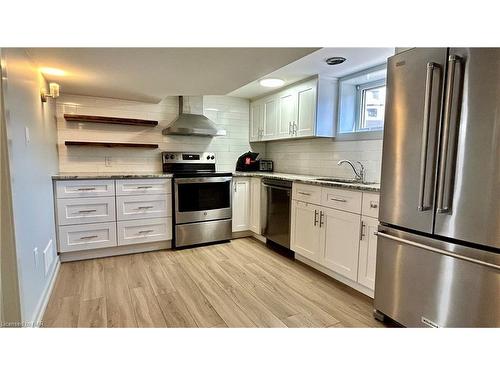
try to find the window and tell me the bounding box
[337,65,387,139]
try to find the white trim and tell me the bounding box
[59,240,171,262]
[31,258,60,327]
[295,254,374,298]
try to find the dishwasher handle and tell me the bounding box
[262,183,292,192]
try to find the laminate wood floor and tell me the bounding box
[43,237,386,328]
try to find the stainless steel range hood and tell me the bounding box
[162,96,226,137]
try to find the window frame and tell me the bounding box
[355,79,386,132]
[336,64,387,141]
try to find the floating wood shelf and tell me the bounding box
[64,114,158,127]
[64,141,159,149]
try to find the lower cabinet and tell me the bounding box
[290,200,322,262]
[249,177,261,234]
[321,207,361,281]
[357,216,378,290]
[291,185,380,295]
[117,217,172,246]
[232,177,250,232]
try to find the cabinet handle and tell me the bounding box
[78,209,97,213]
[80,235,98,240]
[329,197,347,203]
[360,220,366,240]
[370,201,378,209]
[298,191,311,196]
[319,211,324,228]
[136,186,153,189]
[314,209,318,226]
[77,187,96,191]
[293,121,297,135]
[138,230,154,234]
[234,183,237,192]
[137,206,154,210]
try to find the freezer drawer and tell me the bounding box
[374,226,500,327]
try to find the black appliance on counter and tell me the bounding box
[235,151,260,171]
[162,151,232,248]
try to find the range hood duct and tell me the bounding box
[162,96,226,137]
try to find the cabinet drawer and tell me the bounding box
[292,183,321,205]
[117,217,172,246]
[321,187,362,214]
[57,196,116,225]
[59,222,117,253]
[55,179,115,198]
[362,192,380,219]
[116,179,171,196]
[116,194,172,221]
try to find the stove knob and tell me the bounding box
[206,155,211,160]
[211,155,215,160]
[170,154,175,160]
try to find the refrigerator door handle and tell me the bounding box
[375,231,500,271]
[437,54,460,214]
[418,62,438,211]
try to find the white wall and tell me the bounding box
[1,48,59,323]
[56,94,265,173]
[265,138,383,182]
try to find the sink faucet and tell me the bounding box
[337,160,365,183]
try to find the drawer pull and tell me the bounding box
[77,187,96,191]
[78,209,97,213]
[80,235,98,240]
[136,186,153,189]
[138,230,154,234]
[370,202,378,208]
[329,197,347,203]
[298,191,311,196]
[137,206,154,210]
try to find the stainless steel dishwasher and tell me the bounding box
[261,178,292,249]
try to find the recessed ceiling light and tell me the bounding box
[40,67,66,76]
[325,57,346,66]
[259,78,285,88]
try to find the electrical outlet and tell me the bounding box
[105,156,112,167]
[33,247,39,268]
[43,239,55,275]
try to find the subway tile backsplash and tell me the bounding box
[264,138,383,182]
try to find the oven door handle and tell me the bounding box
[175,177,232,184]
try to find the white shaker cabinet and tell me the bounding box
[291,200,322,262]
[357,216,379,290]
[232,177,250,232]
[321,207,361,281]
[249,177,262,234]
[249,100,264,142]
[262,96,278,140]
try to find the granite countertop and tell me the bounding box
[232,171,380,192]
[52,171,380,192]
[52,172,173,180]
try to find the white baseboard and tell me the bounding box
[32,258,60,327]
[295,254,374,298]
[59,240,171,262]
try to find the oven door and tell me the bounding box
[174,176,232,224]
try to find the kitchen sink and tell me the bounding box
[314,178,377,185]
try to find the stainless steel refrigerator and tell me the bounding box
[374,48,500,327]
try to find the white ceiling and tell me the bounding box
[26,48,319,103]
[229,47,395,99]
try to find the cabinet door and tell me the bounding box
[321,207,361,281]
[291,200,322,262]
[262,97,278,140]
[357,216,378,290]
[249,177,261,234]
[295,82,317,137]
[278,90,296,138]
[232,178,250,232]
[249,101,264,141]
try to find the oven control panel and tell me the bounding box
[162,151,216,163]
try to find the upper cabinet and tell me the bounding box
[249,76,338,142]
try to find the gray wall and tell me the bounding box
[2,48,59,322]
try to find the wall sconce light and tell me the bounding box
[41,83,60,102]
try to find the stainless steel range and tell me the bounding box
[162,151,232,248]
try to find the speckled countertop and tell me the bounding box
[52,172,173,180]
[52,171,380,192]
[233,171,380,192]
